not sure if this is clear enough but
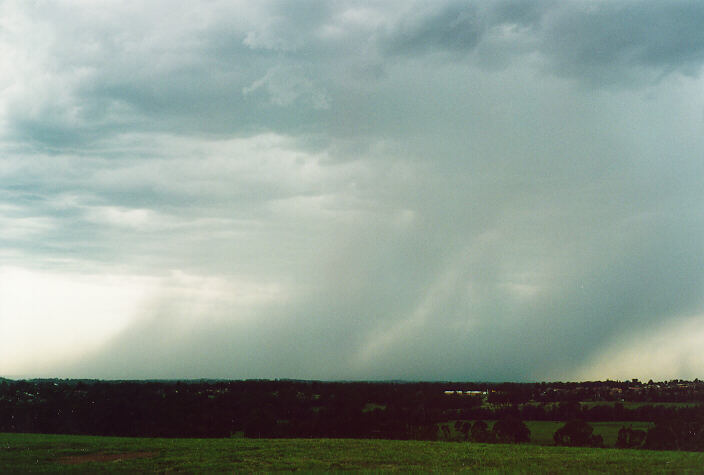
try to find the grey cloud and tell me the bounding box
[241,0,336,52]
[381,0,553,59]
[243,65,331,109]
[5,1,704,381]
[380,1,704,85]
[543,1,704,84]
[63,218,704,381]
[486,0,554,27]
[50,131,704,380]
[13,0,704,154]
[384,3,484,56]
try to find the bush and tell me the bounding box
[615,425,646,449]
[454,421,471,440]
[492,415,530,443]
[553,420,602,447]
[644,417,704,451]
[470,420,492,442]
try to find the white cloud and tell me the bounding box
[84,206,159,230]
[0,265,286,378]
[574,315,704,381]
[0,267,156,376]
[0,204,56,239]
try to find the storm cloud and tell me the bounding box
[2,0,704,381]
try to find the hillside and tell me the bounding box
[2,433,704,473]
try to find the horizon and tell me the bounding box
[1,376,697,385]
[2,0,704,382]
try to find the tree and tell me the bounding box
[454,420,471,440]
[644,416,704,451]
[553,420,602,447]
[440,425,452,440]
[243,409,277,438]
[615,425,646,449]
[470,420,492,442]
[492,415,530,443]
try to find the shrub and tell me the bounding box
[492,415,530,443]
[644,417,704,451]
[553,420,603,447]
[615,426,646,449]
[470,420,492,442]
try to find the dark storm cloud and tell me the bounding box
[380,1,704,84]
[384,3,484,56]
[7,0,704,152]
[4,0,704,380]
[542,1,704,84]
[56,139,704,381]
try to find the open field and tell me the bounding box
[439,421,653,447]
[509,401,699,410]
[2,433,704,473]
[532,421,653,447]
[527,421,653,447]
[579,401,699,409]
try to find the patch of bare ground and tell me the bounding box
[57,451,158,464]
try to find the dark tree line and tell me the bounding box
[0,380,470,439]
[450,417,530,444]
[551,418,704,452]
[1,378,703,449]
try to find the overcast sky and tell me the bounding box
[2,0,704,381]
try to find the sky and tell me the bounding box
[2,0,704,382]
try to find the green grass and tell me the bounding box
[579,401,698,409]
[527,421,654,447]
[517,401,699,410]
[2,432,704,473]
[441,421,653,447]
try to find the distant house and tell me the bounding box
[465,390,487,397]
[443,390,488,399]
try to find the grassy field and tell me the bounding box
[2,433,704,473]
[527,421,653,447]
[440,421,653,447]
[579,401,699,409]
[516,401,699,410]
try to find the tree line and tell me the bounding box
[1,379,703,450]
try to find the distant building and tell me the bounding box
[443,390,488,398]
